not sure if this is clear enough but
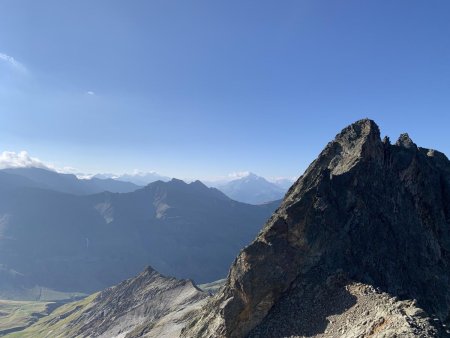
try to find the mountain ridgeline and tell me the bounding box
[2,167,141,194]
[6,266,209,338]
[0,177,278,299]
[182,119,450,337]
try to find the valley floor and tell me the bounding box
[0,299,62,336]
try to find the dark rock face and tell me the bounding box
[182,119,450,337]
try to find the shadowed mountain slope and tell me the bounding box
[0,179,278,299]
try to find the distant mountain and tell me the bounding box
[2,167,141,194]
[216,172,286,204]
[87,177,142,193]
[0,178,278,299]
[95,171,171,186]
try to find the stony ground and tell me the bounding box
[3,275,446,338]
[249,278,446,338]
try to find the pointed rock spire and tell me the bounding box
[396,133,417,149]
[311,118,384,176]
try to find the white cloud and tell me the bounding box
[0,52,27,73]
[60,166,79,174]
[76,173,96,180]
[131,169,157,176]
[0,151,79,175]
[228,171,251,179]
[0,151,53,170]
[86,91,95,96]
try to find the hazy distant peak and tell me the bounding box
[94,171,172,186]
[1,166,140,194]
[169,178,187,185]
[241,173,265,181]
[151,178,219,193]
[189,179,208,187]
[216,172,287,204]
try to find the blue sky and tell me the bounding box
[0,0,449,180]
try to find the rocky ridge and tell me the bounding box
[182,119,450,337]
[8,267,208,338]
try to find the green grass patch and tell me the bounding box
[0,299,53,335]
[4,293,97,338]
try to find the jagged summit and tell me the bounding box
[141,265,157,275]
[396,132,417,149]
[336,118,380,138]
[182,119,450,337]
[315,118,383,176]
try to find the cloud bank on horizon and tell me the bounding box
[0,151,53,170]
[0,150,294,183]
[0,151,78,174]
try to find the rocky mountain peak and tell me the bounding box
[335,118,380,142]
[396,132,417,149]
[182,119,450,337]
[141,265,157,276]
[301,119,384,182]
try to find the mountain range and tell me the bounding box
[93,171,171,186]
[92,171,294,205]
[10,119,450,337]
[0,173,278,300]
[1,167,141,194]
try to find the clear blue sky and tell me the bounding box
[0,0,449,179]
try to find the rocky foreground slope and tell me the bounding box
[182,119,450,337]
[7,266,208,338]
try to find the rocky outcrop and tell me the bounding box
[11,267,208,338]
[248,276,442,338]
[182,119,450,337]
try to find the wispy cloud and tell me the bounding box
[86,91,95,96]
[0,52,27,73]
